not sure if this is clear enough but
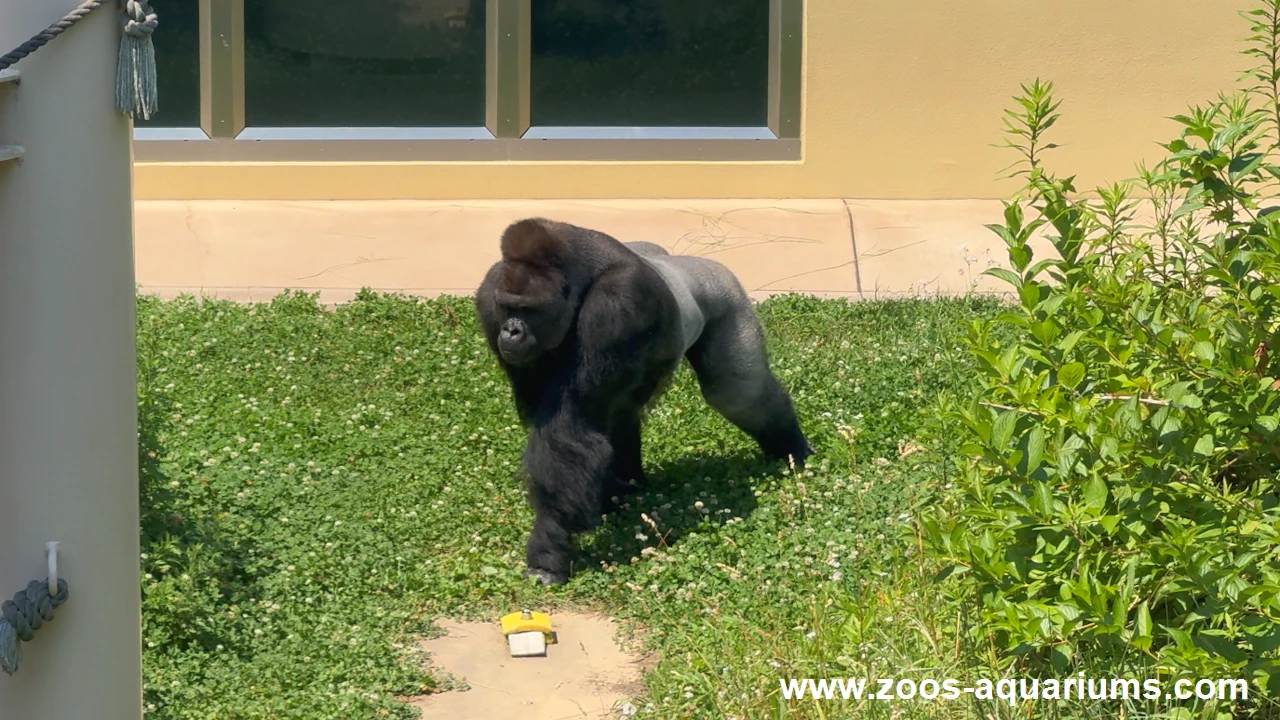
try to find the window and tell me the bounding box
[243,1,486,128]
[530,0,769,128]
[133,0,800,159]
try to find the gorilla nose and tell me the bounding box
[501,320,524,341]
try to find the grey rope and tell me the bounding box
[0,0,158,120]
[0,579,70,676]
[0,0,104,70]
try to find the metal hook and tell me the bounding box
[46,541,59,596]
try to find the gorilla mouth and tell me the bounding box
[499,345,536,366]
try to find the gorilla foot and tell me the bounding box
[601,476,645,514]
[787,443,815,469]
[523,567,568,586]
[609,478,645,495]
[761,431,814,469]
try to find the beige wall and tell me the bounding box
[135,0,1249,201]
[0,3,143,719]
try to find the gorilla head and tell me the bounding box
[476,218,812,585]
[489,221,579,366]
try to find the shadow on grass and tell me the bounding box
[136,364,264,660]
[577,449,780,571]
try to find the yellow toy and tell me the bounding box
[500,609,555,657]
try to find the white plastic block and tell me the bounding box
[507,630,547,658]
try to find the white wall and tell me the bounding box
[0,2,142,719]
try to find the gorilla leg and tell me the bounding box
[524,515,575,585]
[601,412,646,513]
[686,310,812,466]
[609,412,647,487]
[522,412,612,584]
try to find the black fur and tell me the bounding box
[475,218,811,585]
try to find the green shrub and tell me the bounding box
[921,1,1280,711]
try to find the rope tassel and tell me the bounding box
[0,579,70,676]
[116,0,159,120]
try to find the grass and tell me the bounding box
[136,289,1005,720]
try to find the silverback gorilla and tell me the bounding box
[476,218,812,585]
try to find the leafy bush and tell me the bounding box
[921,0,1280,711]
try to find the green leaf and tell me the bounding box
[1171,196,1206,220]
[1117,398,1142,434]
[992,409,1019,449]
[982,267,1023,288]
[1194,433,1215,456]
[1250,626,1280,654]
[985,223,1015,248]
[1057,330,1087,356]
[1021,258,1056,280]
[1257,415,1279,435]
[1163,382,1193,404]
[1111,591,1127,628]
[1084,475,1108,509]
[1230,151,1266,182]
[1224,318,1250,345]
[1196,633,1246,663]
[1099,436,1120,462]
[1033,482,1056,516]
[1192,341,1216,362]
[997,345,1019,377]
[1058,362,1085,391]
[1025,427,1045,473]
[1009,245,1032,273]
[1133,602,1153,652]
[1049,644,1073,671]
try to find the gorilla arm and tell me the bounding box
[520,262,676,583]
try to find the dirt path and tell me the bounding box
[410,611,646,720]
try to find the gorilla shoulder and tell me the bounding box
[624,242,706,354]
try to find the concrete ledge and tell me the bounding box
[137,285,1018,307]
[134,198,1058,302]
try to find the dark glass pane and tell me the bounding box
[244,0,486,127]
[530,0,769,127]
[137,0,200,128]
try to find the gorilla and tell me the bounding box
[475,218,812,585]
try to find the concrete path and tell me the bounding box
[133,199,1055,302]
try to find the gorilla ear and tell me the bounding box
[501,219,568,270]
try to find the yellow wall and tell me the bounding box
[135,0,1250,201]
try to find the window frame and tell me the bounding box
[133,0,803,162]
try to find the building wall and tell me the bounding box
[136,0,1248,201]
[0,3,142,719]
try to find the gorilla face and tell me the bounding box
[492,273,573,367]
[496,316,534,363]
